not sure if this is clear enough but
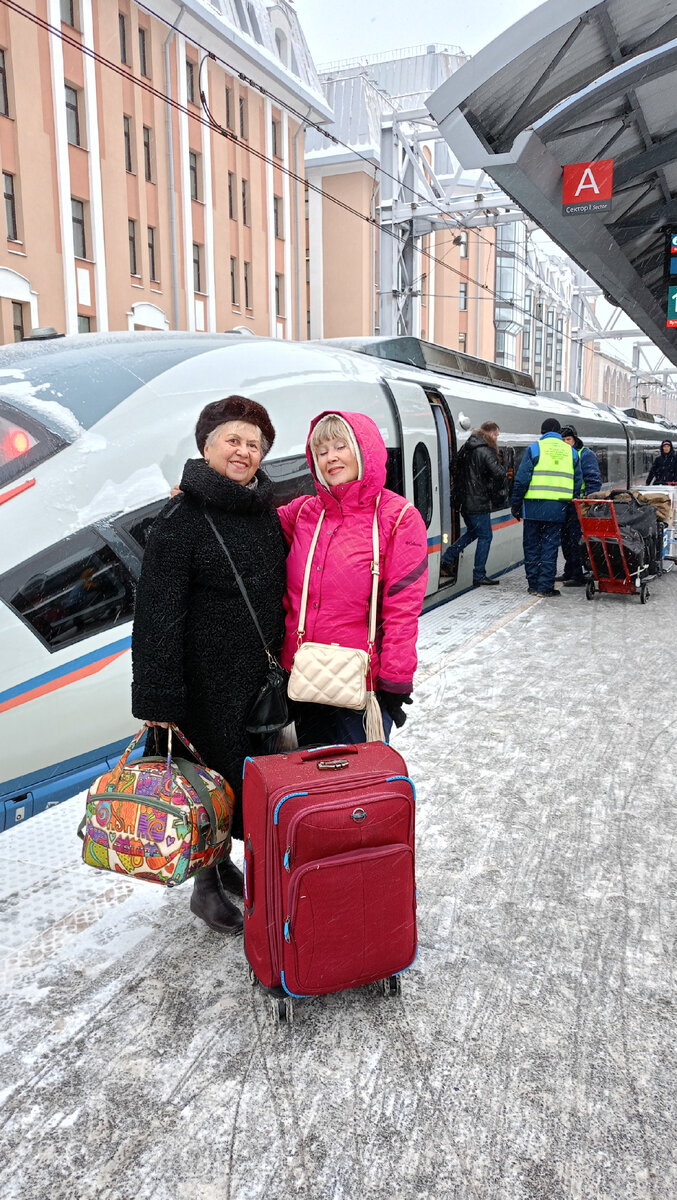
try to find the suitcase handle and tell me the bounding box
[299,745,359,762]
[243,836,254,916]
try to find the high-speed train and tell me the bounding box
[1,330,674,827]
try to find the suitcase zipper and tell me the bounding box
[283,791,413,874]
[283,843,415,991]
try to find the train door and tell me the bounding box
[425,389,458,586]
[383,380,442,596]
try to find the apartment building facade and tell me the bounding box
[0,0,329,343]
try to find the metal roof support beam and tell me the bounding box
[615,133,677,186]
[496,17,589,147]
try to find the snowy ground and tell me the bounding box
[1,563,675,1200]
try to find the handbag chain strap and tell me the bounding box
[296,497,381,656]
[204,512,277,667]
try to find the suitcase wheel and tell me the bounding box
[640,583,650,604]
[271,995,294,1026]
[380,975,402,998]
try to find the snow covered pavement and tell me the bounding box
[1,565,675,1200]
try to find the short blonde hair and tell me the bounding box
[309,414,353,453]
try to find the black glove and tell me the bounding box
[377,691,413,729]
[510,504,523,521]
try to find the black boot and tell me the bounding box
[216,854,245,898]
[190,866,243,935]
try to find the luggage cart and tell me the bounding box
[573,499,650,604]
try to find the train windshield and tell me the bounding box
[0,334,239,432]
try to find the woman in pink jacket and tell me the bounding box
[278,410,428,746]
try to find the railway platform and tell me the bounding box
[1,563,675,1200]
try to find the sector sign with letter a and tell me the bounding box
[562,159,614,216]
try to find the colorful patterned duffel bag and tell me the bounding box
[79,725,234,886]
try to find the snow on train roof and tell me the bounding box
[0,333,253,431]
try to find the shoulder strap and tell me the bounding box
[297,510,326,639]
[297,498,381,648]
[367,498,380,648]
[204,512,275,662]
[391,501,413,535]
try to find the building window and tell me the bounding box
[242,178,249,225]
[78,315,91,333]
[123,115,133,173]
[60,0,75,24]
[147,226,157,282]
[273,195,283,239]
[143,126,152,182]
[239,95,248,140]
[12,301,24,342]
[228,172,235,219]
[128,218,137,275]
[459,283,468,311]
[193,242,202,293]
[275,273,284,317]
[138,27,149,77]
[65,85,80,147]
[4,172,17,241]
[186,60,195,104]
[225,85,234,130]
[459,333,466,353]
[189,150,200,201]
[0,50,8,118]
[119,13,128,64]
[458,232,468,259]
[71,197,86,258]
[230,256,238,305]
[271,118,280,158]
[247,2,262,43]
[244,260,251,309]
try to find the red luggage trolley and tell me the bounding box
[573,499,650,604]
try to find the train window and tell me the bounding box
[493,446,514,510]
[593,447,608,484]
[0,529,135,651]
[412,442,432,527]
[115,501,166,554]
[265,454,316,506]
[0,401,67,490]
[386,447,404,496]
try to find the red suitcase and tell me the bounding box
[242,742,417,1002]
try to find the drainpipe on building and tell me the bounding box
[476,230,482,357]
[293,107,312,342]
[165,7,186,332]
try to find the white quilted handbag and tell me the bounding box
[288,501,383,738]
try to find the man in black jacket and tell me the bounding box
[440,421,507,586]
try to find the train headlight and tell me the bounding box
[1,423,35,462]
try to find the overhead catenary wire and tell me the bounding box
[0,0,499,304]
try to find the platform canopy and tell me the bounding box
[427,0,677,365]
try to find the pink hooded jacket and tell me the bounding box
[278,411,428,694]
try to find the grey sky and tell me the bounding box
[293,0,544,67]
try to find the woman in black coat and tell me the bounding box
[131,396,287,934]
[646,440,677,485]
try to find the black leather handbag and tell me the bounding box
[204,513,289,737]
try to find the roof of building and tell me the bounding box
[427,0,677,366]
[306,45,468,165]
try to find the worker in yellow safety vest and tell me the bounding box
[510,417,582,597]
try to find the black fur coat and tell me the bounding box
[131,458,287,836]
